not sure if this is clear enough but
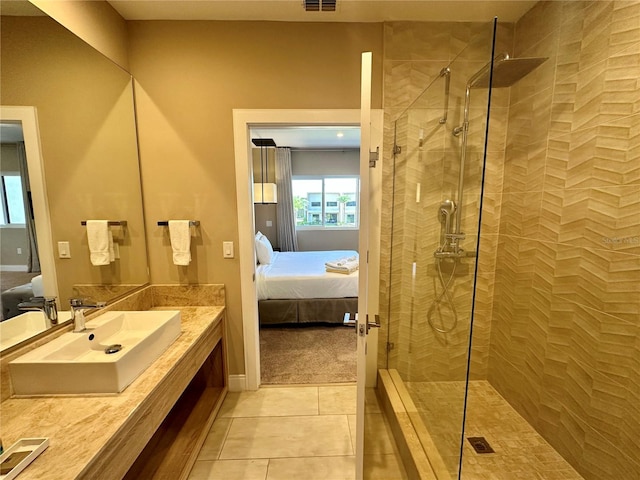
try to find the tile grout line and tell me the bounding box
[216,417,234,461]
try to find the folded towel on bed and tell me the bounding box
[325,256,358,269]
[326,264,358,275]
[325,255,359,274]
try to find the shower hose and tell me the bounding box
[427,255,458,333]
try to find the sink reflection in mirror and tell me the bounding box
[0,311,72,351]
[0,4,150,352]
[9,311,181,395]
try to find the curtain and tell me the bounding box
[17,142,40,273]
[275,147,298,252]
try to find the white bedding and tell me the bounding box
[256,250,359,300]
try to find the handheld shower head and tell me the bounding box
[439,199,456,233]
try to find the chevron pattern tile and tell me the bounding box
[487,2,640,479]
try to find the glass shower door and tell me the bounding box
[384,19,497,479]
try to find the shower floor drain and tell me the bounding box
[467,436,495,454]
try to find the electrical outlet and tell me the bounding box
[16,247,22,255]
[266,220,273,227]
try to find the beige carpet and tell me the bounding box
[260,325,357,385]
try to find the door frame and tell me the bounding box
[233,108,383,391]
[0,106,58,300]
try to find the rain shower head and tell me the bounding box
[468,54,548,89]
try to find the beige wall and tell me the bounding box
[488,2,640,478]
[31,0,129,71]
[127,20,383,375]
[1,16,148,302]
[1,227,28,267]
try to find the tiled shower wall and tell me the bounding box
[488,1,640,479]
[379,21,512,382]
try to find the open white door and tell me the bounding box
[355,51,381,480]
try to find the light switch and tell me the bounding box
[223,241,234,259]
[266,220,273,227]
[58,241,71,258]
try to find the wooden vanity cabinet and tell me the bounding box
[123,314,228,480]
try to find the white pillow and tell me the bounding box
[255,233,274,264]
[255,231,264,262]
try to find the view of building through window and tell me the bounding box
[292,177,359,228]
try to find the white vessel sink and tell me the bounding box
[9,310,181,395]
[0,311,73,351]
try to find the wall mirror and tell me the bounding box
[0,3,149,352]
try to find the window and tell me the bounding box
[292,176,359,228]
[0,174,26,226]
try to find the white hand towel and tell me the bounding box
[86,220,110,266]
[169,220,191,266]
[108,231,115,262]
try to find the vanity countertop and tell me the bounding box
[0,306,225,480]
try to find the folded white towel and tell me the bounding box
[87,220,111,266]
[326,264,358,275]
[325,256,359,270]
[169,220,191,266]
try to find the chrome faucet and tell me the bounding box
[69,298,106,332]
[18,297,59,327]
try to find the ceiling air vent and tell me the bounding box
[304,0,336,12]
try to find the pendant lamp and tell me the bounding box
[252,138,278,204]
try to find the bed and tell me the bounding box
[255,249,359,326]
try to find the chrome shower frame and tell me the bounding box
[451,52,547,241]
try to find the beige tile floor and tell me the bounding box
[188,385,408,480]
[405,380,585,480]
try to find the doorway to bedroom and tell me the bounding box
[250,125,360,385]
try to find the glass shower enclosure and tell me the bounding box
[382,19,496,479]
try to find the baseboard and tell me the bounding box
[1,265,28,272]
[228,374,246,392]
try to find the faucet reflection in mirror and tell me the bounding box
[18,297,58,327]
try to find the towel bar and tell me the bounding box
[81,221,127,227]
[157,221,200,227]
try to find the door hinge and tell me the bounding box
[387,342,395,352]
[369,146,379,168]
[393,144,402,155]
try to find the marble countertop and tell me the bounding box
[0,306,224,480]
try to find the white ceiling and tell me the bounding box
[107,0,536,23]
[251,126,360,149]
